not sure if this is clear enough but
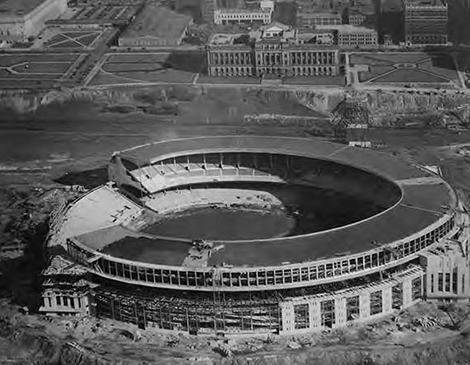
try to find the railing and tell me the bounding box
[67,214,456,292]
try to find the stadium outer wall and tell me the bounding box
[45,136,470,335]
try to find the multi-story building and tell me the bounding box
[214,0,274,25]
[317,24,378,47]
[296,11,342,28]
[347,2,375,25]
[0,0,67,43]
[206,33,255,77]
[404,0,448,45]
[206,22,340,78]
[348,12,366,26]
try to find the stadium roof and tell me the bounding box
[61,136,458,268]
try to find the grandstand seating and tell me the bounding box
[124,152,401,209]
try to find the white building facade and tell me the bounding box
[214,0,274,25]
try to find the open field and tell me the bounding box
[46,30,102,48]
[88,52,201,86]
[350,52,460,86]
[69,5,137,22]
[0,54,78,67]
[284,75,346,86]
[0,53,80,87]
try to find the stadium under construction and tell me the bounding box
[42,136,470,335]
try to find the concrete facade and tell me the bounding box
[279,266,423,334]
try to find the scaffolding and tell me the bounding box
[370,290,383,315]
[392,283,403,309]
[294,303,309,329]
[346,295,360,321]
[320,299,335,328]
[331,97,371,142]
[412,277,422,301]
[93,280,282,334]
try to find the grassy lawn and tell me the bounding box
[370,69,450,83]
[197,75,260,84]
[106,53,171,64]
[89,69,195,86]
[352,52,459,85]
[12,62,72,74]
[0,54,77,67]
[102,63,167,73]
[283,76,346,86]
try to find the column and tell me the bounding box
[382,286,392,313]
[359,292,370,319]
[403,279,413,307]
[334,297,347,328]
[279,302,295,334]
[310,300,321,329]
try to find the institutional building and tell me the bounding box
[0,0,67,43]
[214,0,273,25]
[317,24,378,47]
[206,23,339,77]
[296,11,342,28]
[404,0,448,45]
[118,4,192,47]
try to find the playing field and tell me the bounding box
[350,52,460,87]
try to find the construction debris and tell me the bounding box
[287,341,301,349]
[412,316,443,329]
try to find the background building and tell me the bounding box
[214,0,274,25]
[296,11,342,28]
[317,24,378,47]
[0,0,67,43]
[404,0,448,45]
[207,22,339,78]
[119,4,192,47]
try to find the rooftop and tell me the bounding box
[216,7,271,13]
[317,24,377,33]
[0,0,48,18]
[209,33,248,45]
[405,0,447,6]
[297,10,342,16]
[120,4,192,42]
[43,255,87,276]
